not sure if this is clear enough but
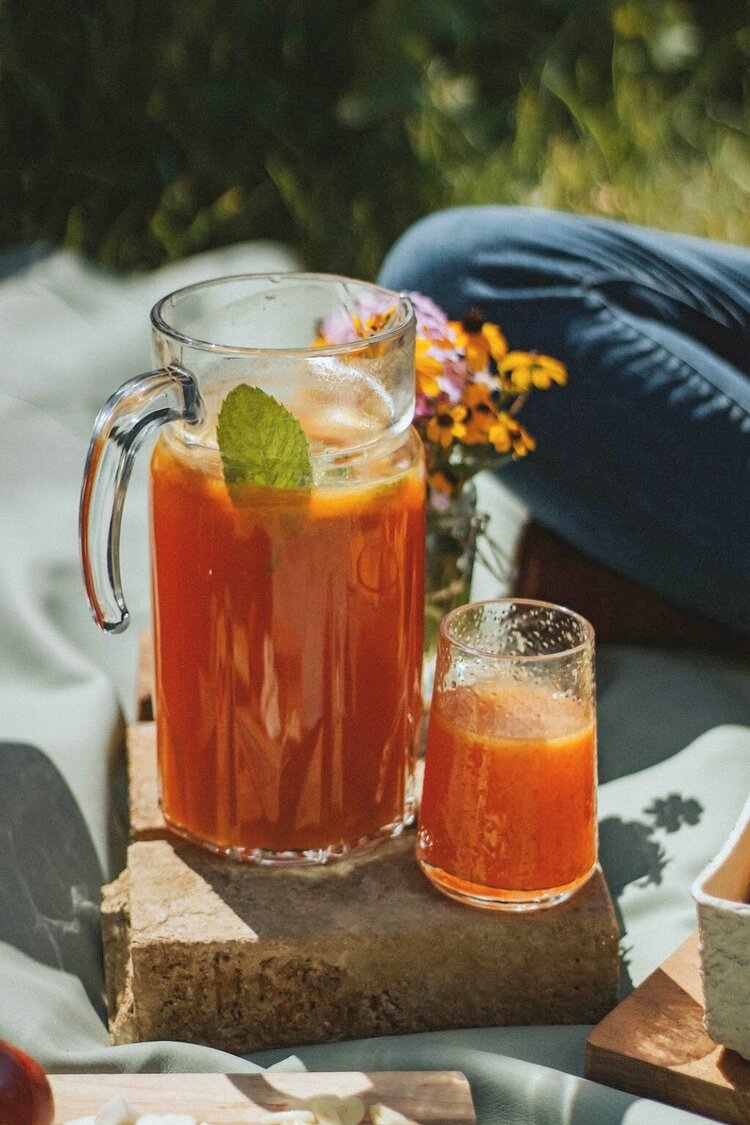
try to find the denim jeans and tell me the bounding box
[378,207,750,635]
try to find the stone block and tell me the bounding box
[126,721,165,841]
[102,832,619,1052]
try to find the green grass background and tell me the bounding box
[2,0,748,278]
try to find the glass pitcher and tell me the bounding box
[81,273,425,863]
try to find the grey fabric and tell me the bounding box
[0,247,747,1123]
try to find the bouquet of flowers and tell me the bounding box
[319,289,568,691]
[319,291,567,510]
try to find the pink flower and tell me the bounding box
[319,290,452,346]
[436,354,469,402]
[415,392,435,420]
[318,293,393,343]
[407,292,451,340]
[427,488,452,512]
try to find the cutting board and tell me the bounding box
[585,934,750,1124]
[50,1070,475,1124]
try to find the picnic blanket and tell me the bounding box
[1,243,749,1124]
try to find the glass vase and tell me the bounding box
[423,482,485,701]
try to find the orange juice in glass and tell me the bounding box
[417,599,597,909]
[81,274,424,862]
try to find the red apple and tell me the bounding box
[0,1040,54,1125]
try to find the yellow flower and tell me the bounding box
[460,381,497,445]
[311,309,395,353]
[463,382,492,409]
[462,381,497,410]
[489,412,537,457]
[499,351,567,391]
[448,310,508,373]
[361,309,397,336]
[415,338,444,397]
[426,404,468,448]
[350,310,396,360]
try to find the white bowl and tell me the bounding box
[692,793,750,1060]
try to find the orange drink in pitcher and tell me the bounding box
[81,274,424,862]
[150,427,424,857]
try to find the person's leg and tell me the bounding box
[379,207,750,634]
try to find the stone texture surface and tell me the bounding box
[693,794,750,1061]
[100,867,136,1044]
[697,907,750,1059]
[126,721,165,841]
[102,833,620,1052]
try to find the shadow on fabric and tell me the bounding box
[0,742,105,1019]
[599,793,704,997]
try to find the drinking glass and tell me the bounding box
[81,273,425,863]
[417,598,597,909]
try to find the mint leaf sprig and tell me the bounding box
[217,384,312,491]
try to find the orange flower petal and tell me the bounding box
[429,471,454,494]
[417,369,442,397]
[464,335,491,373]
[498,350,531,370]
[481,322,508,363]
[462,382,494,408]
[500,350,567,391]
[489,424,511,453]
[533,353,567,383]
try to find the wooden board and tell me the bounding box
[585,934,750,1124]
[50,1070,475,1124]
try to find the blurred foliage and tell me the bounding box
[1,0,748,277]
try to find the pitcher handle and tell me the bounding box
[80,366,204,633]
